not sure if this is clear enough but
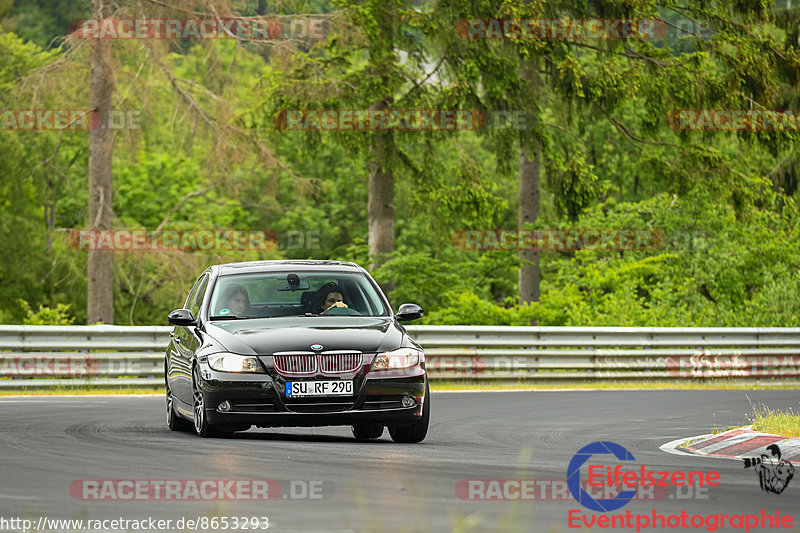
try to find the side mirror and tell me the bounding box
[395,303,424,322]
[168,308,196,326]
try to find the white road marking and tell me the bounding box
[660,434,714,457]
[696,432,763,454]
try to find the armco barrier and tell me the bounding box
[1,325,799,388]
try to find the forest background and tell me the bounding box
[2,0,800,327]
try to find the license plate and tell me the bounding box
[285,380,353,397]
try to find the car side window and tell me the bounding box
[183,276,203,310]
[189,275,210,319]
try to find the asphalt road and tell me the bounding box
[1,390,799,533]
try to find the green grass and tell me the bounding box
[679,436,706,448]
[747,403,800,438]
[431,379,800,391]
[0,386,163,396]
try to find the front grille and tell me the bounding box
[320,353,361,374]
[273,353,364,376]
[274,355,316,375]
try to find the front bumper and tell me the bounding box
[196,361,427,428]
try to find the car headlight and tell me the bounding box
[207,353,263,373]
[371,348,423,370]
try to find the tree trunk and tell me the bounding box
[367,5,396,275]
[87,0,114,324]
[367,127,395,270]
[518,63,541,305]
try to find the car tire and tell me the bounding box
[166,381,192,432]
[389,381,430,443]
[352,423,384,440]
[192,365,227,438]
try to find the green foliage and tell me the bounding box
[3,0,800,330]
[4,0,89,48]
[424,291,540,325]
[19,299,75,325]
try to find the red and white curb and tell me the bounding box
[660,426,800,461]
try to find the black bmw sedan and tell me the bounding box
[164,260,429,442]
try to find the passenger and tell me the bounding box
[220,284,250,316]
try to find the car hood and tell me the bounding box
[202,316,404,355]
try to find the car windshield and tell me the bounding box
[208,271,388,319]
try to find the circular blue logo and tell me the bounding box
[311,344,323,351]
[567,441,637,512]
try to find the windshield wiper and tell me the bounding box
[209,315,253,320]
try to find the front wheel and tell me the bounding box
[389,382,430,443]
[192,365,227,438]
[166,382,192,432]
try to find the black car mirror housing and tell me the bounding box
[168,308,197,326]
[395,303,424,322]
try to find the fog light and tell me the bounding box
[401,396,415,408]
[217,400,232,412]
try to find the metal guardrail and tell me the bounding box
[1,325,799,388]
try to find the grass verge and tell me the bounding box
[748,403,800,438]
[0,386,163,396]
[431,379,800,391]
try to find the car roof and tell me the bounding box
[212,260,365,276]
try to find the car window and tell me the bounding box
[188,274,209,318]
[208,271,388,318]
[183,275,204,310]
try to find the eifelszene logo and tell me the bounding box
[743,444,795,494]
[567,441,720,512]
[566,441,795,531]
[567,441,637,512]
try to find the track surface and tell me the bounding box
[1,390,799,532]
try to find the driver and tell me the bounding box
[322,290,348,311]
[315,283,348,313]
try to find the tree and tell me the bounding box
[87,0,114,324]
[426,0,800,309]
[518,62,540,305]
[365,5,397,268]
[262,0,432,272]
[6,0,287,324]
